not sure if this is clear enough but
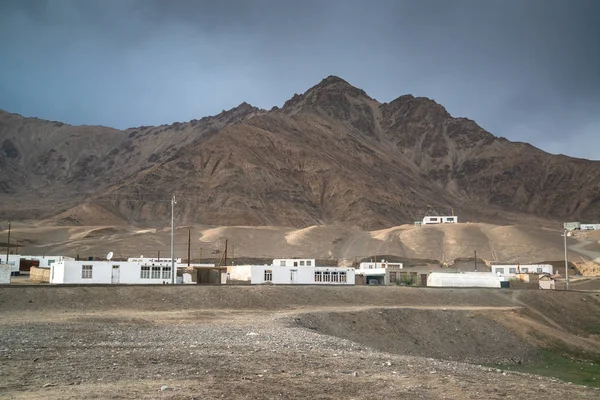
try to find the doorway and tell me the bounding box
[111,265,120,284]
[290,269,297,284]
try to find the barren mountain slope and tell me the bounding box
[2,76,600,227]
[0,103,261,219]
[80,76,600,228]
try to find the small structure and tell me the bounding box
[355,260,404,285]
[422,216,458,225]
[251,265,355,285]
[580,224,600,231]
[427,272,508,288]
[491,264,553,277]
[564,221,581,231]
[0,264,11,284]
[538,274,556,290]
[178,263,223,285]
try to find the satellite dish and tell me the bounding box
[106,251,114,261]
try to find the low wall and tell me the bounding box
[29,267,50,283]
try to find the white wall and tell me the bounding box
[355,267,386,276]
[423,216,458,224]
[580,224,600,231]
[0,264,11,284]
[50,261,175,284]
[427,272,503,288]
[491,264,553,276]
[227,265,253,281]
[251,266,355,285]
[0,254,21,273]
[272,258,316,267]
[358,261,403,269]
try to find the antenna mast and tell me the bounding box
[171,195,176,284]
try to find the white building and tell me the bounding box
[251,265,355,285]
[491,264,553,277]
[50,260,175,284]
[272,258,315,267]
[49,258,216,285]
[422,216,458,225]
[427,272,508,288]
[580,224,600,231]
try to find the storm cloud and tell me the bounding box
[1,0,598,159]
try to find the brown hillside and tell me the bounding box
[1,76,599,228]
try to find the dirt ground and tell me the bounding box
[1,286,600,399]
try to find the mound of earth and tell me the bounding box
[293,307,538,364]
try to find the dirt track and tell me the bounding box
[1,286,600,399]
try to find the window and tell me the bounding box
[293,261,298,267]
[521,268,529,273]
[48,259,56,266]
[331,272,339,282]
[81,265,93,279]
[322,271,331,282]
[495,268,504,274]
[264,270,272,282]
[314,271,322,282]
[162,267,172,280]
[446,218,454,222]
[299,261,305,266]
[509,268,517,274]
[340,272,347,283]
[430,217,438,222]
[141,266,150,279]
[151,266,161,279]
[306,260,312,266]
[280,260,286,267]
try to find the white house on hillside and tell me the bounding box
[422,216,458,225]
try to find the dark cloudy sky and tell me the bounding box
[1,0,598,160]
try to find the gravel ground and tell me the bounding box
[0,308,598,399]
[1,286,599,399]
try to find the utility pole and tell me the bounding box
[158,250,160,262]
[199,247,202,263]
[171,195,176,284]
[231,243,234,265]
[187,228,191,267]
[224,239,228,267]
[5,221,10,264]
[474,250,477,272]
[564,229,569,290]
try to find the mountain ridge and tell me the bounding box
[1,76,599,228]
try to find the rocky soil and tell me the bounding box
[1,286,600,399]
